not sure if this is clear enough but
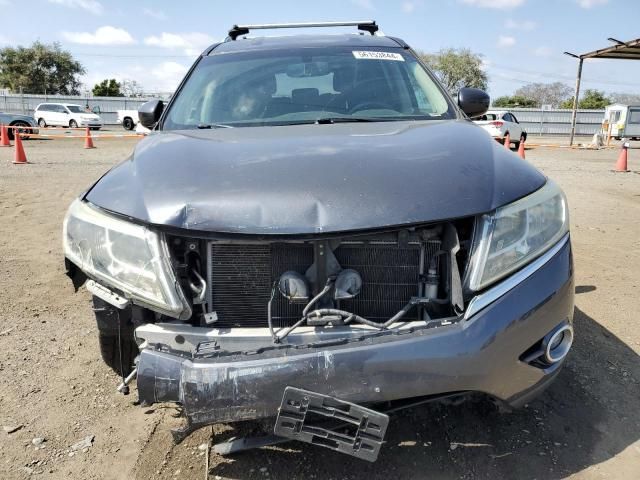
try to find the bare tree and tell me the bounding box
[609,92,640,105]
[121,79,144,97]
[513,82,572,108]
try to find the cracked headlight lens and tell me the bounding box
[466,180,569,291]
[63,199,190,318]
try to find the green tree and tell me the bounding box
[417,48,488,94]
[492,95,537,108]
[560,89,611,109]
[92,78,123,97]
[0,41,85,94]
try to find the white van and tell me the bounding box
[34,103,103,130]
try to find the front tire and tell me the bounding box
[38,118,47,128]
[69,119,78,129]
[8,121,31,140]
[92,296,138,376]
[122,117,134,130]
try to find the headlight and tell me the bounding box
[466,180,569,291]
[63,199,190,319]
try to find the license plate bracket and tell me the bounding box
[274,387,389,462]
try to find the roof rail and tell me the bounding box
[227,21,379,41]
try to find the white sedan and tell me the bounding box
[473,110,527,148]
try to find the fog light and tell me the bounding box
[544,325,573,364]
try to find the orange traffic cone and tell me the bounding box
[0,124,11,147]
[517,140,526,159]
[84,127,95,149]
[503,132,511,150]
[614,141,629,172]
[12,132,28,164]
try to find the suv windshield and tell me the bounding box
[164,46,456,129]
[67,105,83,113]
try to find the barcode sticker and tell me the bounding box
[352,51,405,61]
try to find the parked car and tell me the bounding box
[62,21,573,461]
[474,110,527,147]
[0,112,39,139]
[34,103,103,130]
[117,109,139,130]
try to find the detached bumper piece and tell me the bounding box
[274,387,389,462]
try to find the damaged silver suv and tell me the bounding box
[63,21,574,461]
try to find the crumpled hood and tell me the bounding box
[85,120,545,235]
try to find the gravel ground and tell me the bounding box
[0,135,638,479]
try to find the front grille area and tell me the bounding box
[208,238,440,328]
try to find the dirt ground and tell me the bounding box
[0,131,638,480]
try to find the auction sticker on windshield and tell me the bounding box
[352,51,405,61]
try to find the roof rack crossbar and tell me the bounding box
[227,21,378,40]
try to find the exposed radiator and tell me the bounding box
[208,239,440,328]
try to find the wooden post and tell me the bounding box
[569,58,583,147]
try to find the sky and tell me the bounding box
[1,0,639,97]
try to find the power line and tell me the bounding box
[489,63,640,88]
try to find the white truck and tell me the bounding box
[116,109,139,131]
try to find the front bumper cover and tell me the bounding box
[137,237,574,429]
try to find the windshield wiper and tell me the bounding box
[196,123,234,129]
[314,117,381,124]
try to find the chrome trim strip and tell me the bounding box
[464,234,570,320]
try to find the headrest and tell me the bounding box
[333,67,354,92]
[292,88,320,103]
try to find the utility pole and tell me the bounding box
[564,52,583,146]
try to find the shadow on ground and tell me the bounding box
[208,306,639,480]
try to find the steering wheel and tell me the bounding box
[349,100,394,114]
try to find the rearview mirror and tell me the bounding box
[457,88,490,118]
[138,100,164,129]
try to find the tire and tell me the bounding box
[38,118,47,128]
[69,119,78,129]
[8,121,31,140]
[92,296,138,376]
[520,132,527,143]
[122,117,134,130]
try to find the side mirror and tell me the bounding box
[138,100,165,129]
[457,88,490,118]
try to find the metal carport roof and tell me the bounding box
[564,37,640,145]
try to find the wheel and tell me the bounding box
[38,118,47,128]
[92,296,138,376]
[69,119,78,129]
[8,121,31,140]
[122,117,134,130]
[520,132,527,143]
